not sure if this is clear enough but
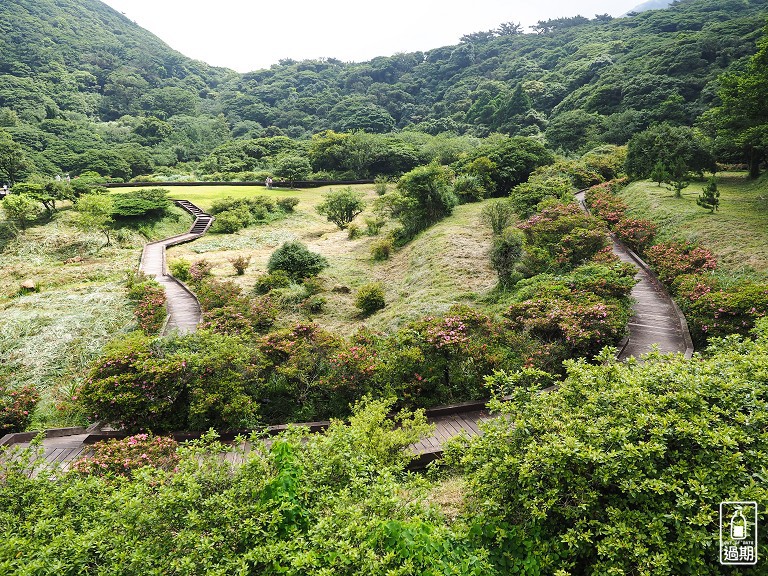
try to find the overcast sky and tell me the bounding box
[99,0,644,72]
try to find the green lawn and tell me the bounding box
[619,173,768,280]
[164,184,496,335]
[114,184,327,211]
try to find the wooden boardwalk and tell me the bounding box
[575,191,692,361]
[2,407,492,474]
[138,200,213,335]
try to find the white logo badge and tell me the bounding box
[720,501,758,565]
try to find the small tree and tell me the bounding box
[668,158,689,198]
[697,176,720,213]
[649,160,670,187]
[274,154,311,188]
[267,241,328,280]
[481,199,516,235]
[1,193,40,229]
[76,193,115,246]
[316,187,365,230]
[490,227,525,286]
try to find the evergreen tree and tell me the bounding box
[697,176,720,213]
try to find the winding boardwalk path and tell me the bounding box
[575,190,692,361]
[139,200,213,335]
[2,193,693,471]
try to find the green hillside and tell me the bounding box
[0,0,766,183]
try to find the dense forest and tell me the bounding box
[0,0,767,183]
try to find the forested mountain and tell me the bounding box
[0,0,766,182]
[218,0,767,146]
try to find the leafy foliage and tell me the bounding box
[453,324,768,574]
[0,378,39,433]
[316,187,365,230]
[111,188,170,218]
[267,241,329,280]
[355,282,386,315]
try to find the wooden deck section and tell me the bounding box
[3,408,494,473]
[575,191,692,361]
[138,200,213,335]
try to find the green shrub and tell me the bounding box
[355,282,386,315]
[79,332,260,432]
[371,237,394,261]
[276,196,300,211]
[317,187,366,230]
[212,206,251,234]
[453,173,485,202]
[509,174,572,219]
[111,188,170,218]
[490,228,525,286]
[1,193,40,229]
[481,199,515,235]
[457,327,768,574]
[373,175,389,195]
[254,270,292,294]
[0,379,39,434]
[302,294,326,314]
[364,216,385,236]
[390,163,457,243]
[347,223,361,239]
[267,241,328,280]
[168,258,191,281]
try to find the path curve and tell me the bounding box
[575,190,693,360]
[138,200,213,335]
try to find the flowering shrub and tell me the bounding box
[612,217,657,253]
[645,241,717,286]
[585,180,656,253]
[189,259,214,282]
[0,380,39,433]
[79,332,259,432]
[505,293,630,356]
[672,277,768,346]
[126,276,167,334]
[517,203,607,274]
[585,180,629,225]
[71,434,179,478]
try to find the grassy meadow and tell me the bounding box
[619,172,768,280]
[159,183,496,335]
[1,184,497,427]
[0,204,192,428]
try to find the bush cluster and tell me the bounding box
[71,434,179,478]
[79,332,261,433]
[126,275,167,334]
[456,321,768,574]
[111,188,169,218]
[210,195,294,233]
[645,241,717,285]
[584,178,655,253]
[504,263,635,356]
[0,379,40,434]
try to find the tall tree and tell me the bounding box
[708,24,768,178]
[0,131,28,184]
